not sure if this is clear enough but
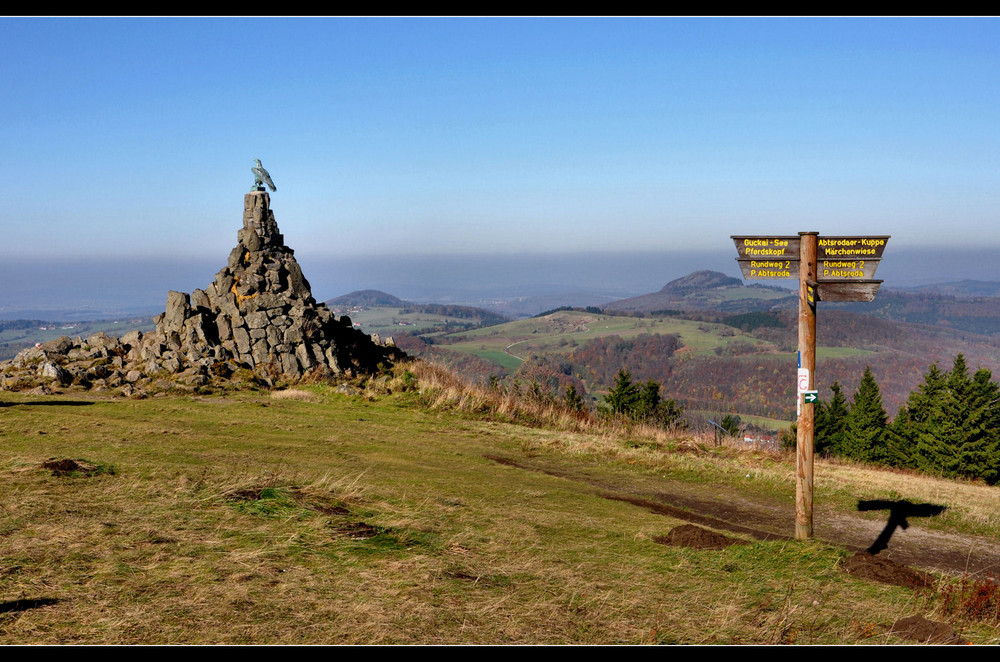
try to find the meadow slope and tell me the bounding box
[2,372,999,644]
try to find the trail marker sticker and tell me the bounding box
[797,368,810,393]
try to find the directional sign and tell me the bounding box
[815,280,883,302]
[734,236,888,282]
[738,257,883,281]
[731,236,800,259]
[819,258,881,280]
[817,236,889,259]
[737,258,797,279]
[802,391,819,404]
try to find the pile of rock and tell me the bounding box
[1,192,404,395]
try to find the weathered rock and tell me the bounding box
[41,336,74,355]
[120,329,143,349]
[86,332,116,349]
[39,361,71,385]
[12,347,47,368]
[147,191,404,379]
[191,288,211,311]
[233,326,252,355]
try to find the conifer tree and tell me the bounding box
[891,355,1000,482]
[842,367,888,463]
[886,362,947,470]
[607,369,640,415]
[815,381,849,457]
[955,366,1000,483]
[635,379,662,419]
[910,355,973,477]
[563,384,585,412]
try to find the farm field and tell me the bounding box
[340,306,468,335]
[440,311,765,364]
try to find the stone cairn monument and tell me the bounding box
[0,191,404,395]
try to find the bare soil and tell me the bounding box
[840,552,935,589]
[40,458,95,477]
[653,524,749,550]
[890,614,965,644]
[485,454,1000,580]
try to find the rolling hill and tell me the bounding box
[604,270,797,314]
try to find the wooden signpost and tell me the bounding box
[731,232,890,540]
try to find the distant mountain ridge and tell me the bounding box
[659,270,742,295]
[328,290,406,308]
[905,280,1000,298]
[326,290,509,326]
[605,270,796,314]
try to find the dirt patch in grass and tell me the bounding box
[485,453,1000,579]
[601,491,791,543]
[331,521,381,539]
[890,614,965,644]
[224,486,269,502]
[653,524,749,550]
[840,552,935,590]
[41,458,113,477]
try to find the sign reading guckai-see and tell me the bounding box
[730,232,890,541]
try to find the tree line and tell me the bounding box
[603,369,685,428]
[797,354,1000,484]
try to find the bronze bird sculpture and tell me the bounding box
[251,159,277,192]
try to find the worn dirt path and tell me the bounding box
[487,454,1000,579]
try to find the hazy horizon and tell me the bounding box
[3,245,999,322]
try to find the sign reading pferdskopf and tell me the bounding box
[732,236,800,259]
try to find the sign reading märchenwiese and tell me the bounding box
[816,236,889,259]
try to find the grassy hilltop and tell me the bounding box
[2,362,999,644]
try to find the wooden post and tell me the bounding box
[796,232,818,540]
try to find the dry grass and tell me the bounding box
[2,364,999,644]
[409,360,695,445]
[406,359,1000,540]
[269,388,315,402]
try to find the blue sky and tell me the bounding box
[4,17,1000,260]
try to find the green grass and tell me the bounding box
[0,382,994,644]
[688,410,791,431]
[441,311,768,365]
[342,306,469,334]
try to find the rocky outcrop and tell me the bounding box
[0,192,404,394]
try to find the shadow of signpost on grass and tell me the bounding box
[0,598,60,614]
[857,499,948,554]
[0,400,94,407]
